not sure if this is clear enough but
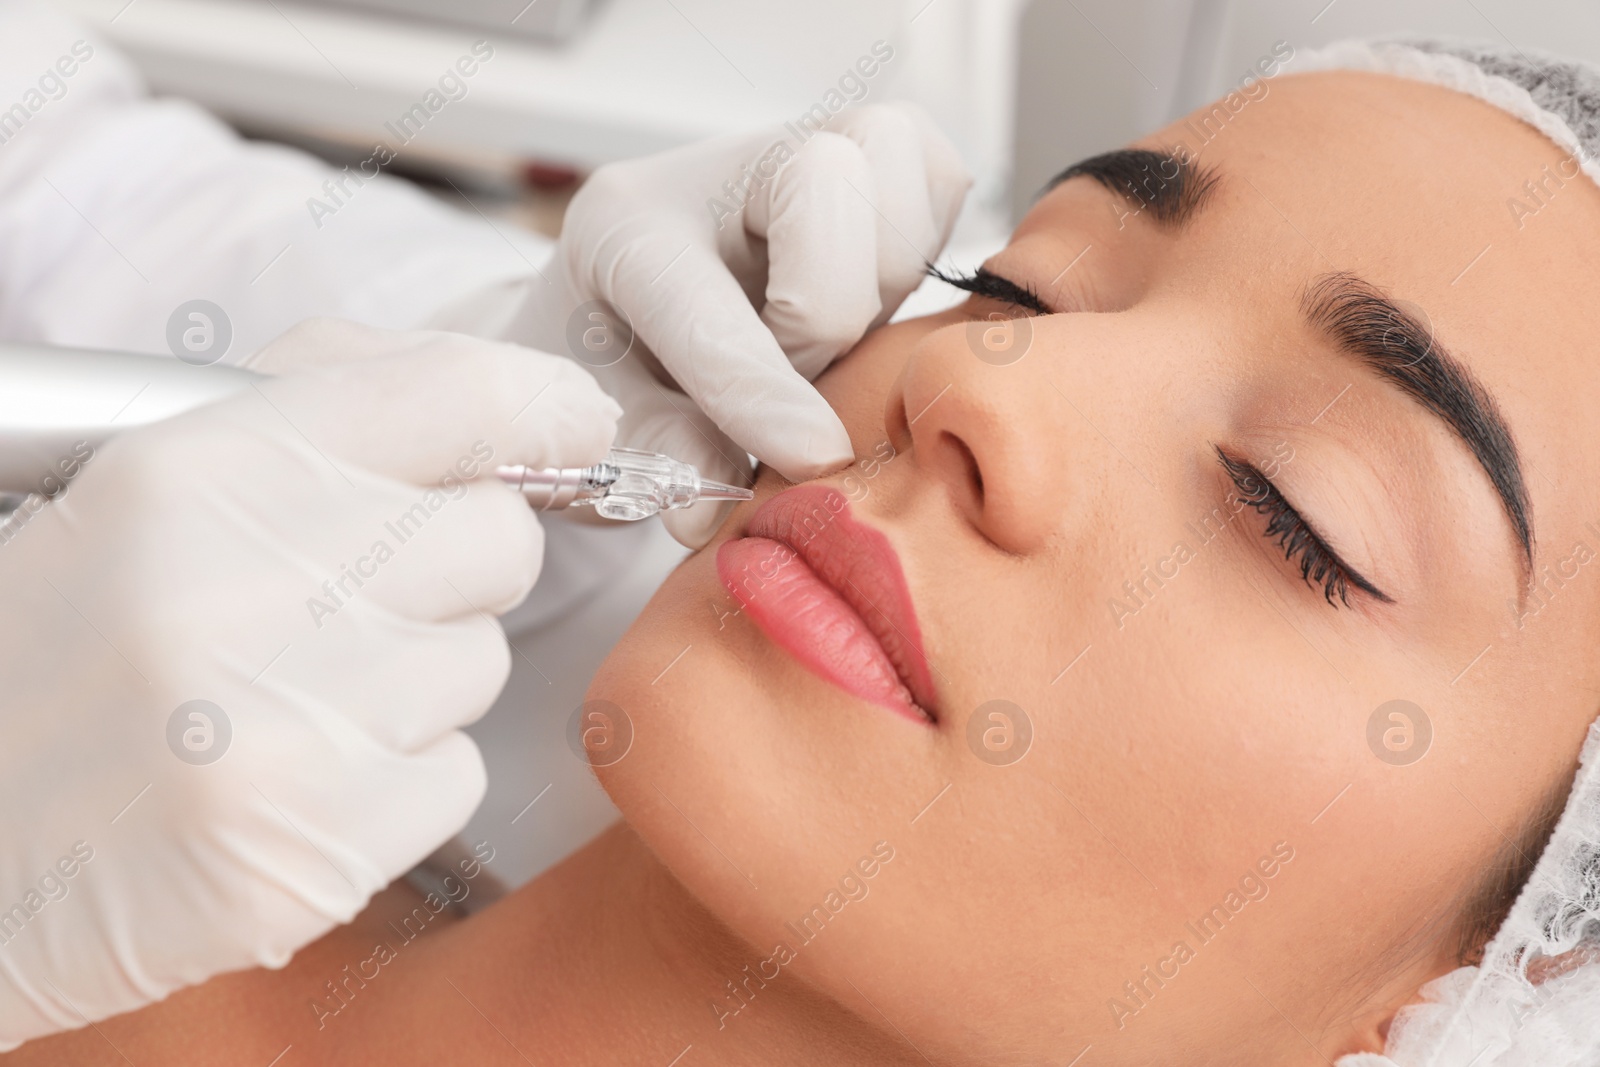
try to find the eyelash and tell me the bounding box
[928,265,1051,315]
[1215,449,1391,608]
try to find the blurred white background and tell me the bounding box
[53,0,1600,230]
[47,0,1598,885]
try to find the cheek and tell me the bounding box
[813,316,956,451]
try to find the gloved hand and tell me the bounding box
[507,102,971,546]
[0,319,618,1048]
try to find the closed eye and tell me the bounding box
[1215,448,1393,607]
[928,265,1052,316]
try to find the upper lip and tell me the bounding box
[740,484,938,718]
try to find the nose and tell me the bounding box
[885,313,1080,555]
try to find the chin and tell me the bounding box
[583,535,943,937]
[583,545,777,898]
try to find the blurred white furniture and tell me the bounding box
[51,0,1025,234]
[308,0,594,41]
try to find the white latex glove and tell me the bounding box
[507,102,971,546]
[0,319,618,1047]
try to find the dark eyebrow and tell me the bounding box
[1045,148,1221,228]
[1302,272,1533,566]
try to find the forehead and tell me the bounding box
[1009,69,1600,550]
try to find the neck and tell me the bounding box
[449,822,920,1066]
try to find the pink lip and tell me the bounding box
[715,485,936,724]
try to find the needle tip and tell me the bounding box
[696,480,754,502]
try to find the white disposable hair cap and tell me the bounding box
[1294,39,1600,1067]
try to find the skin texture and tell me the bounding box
[11,70,1600,1066]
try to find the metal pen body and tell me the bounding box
[0,342,258,498]
[500,464,610,510]
[0,342,750,518]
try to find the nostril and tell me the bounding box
[884,390,913,455]
[941,431,983,507]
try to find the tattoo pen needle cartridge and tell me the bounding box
[496,447,753,521]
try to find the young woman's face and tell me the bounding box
[589,71,1600,1063]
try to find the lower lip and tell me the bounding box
[716,534,929,724]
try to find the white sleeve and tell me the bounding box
[0,0,551,361]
